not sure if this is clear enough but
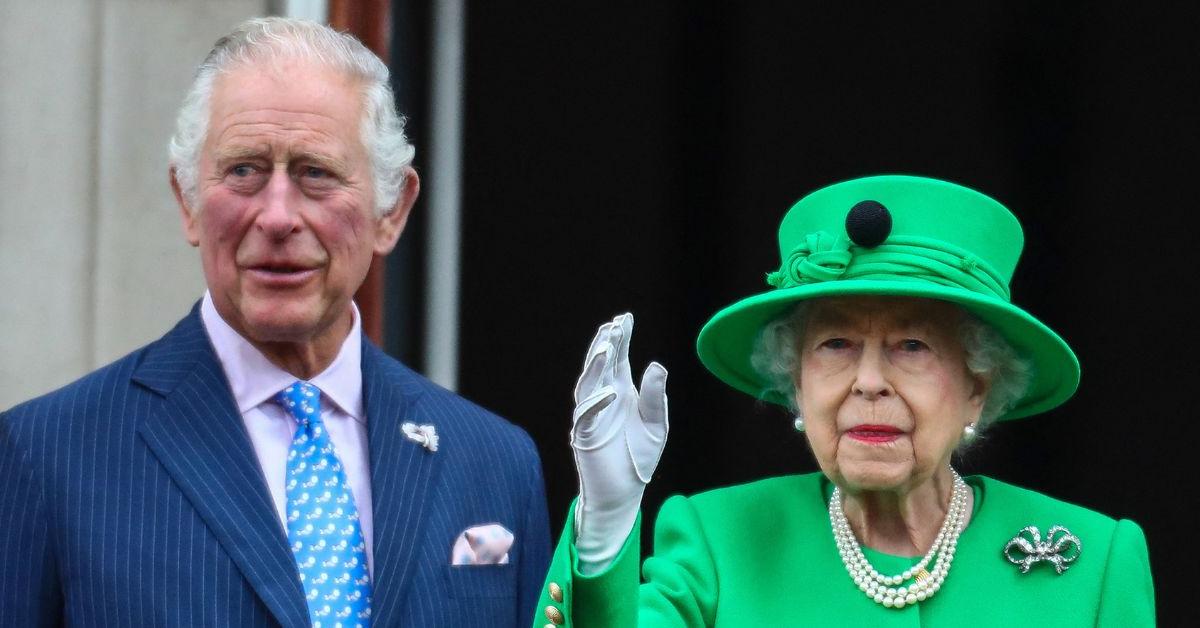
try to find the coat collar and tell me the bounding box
[131,304,443,627]
[132,305,312,628]
[360,340,445,626]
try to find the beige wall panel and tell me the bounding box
[0,1,99,408]
[92,0,268,365]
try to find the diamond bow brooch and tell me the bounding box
[1003,525,1081,574]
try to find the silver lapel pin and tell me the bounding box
[401,422,439,452]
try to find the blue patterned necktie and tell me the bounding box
[276,381,372,627]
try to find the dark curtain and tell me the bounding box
[395,2,1197,621]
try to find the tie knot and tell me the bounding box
[275,381,322,424]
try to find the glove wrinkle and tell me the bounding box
[571,313,670,575]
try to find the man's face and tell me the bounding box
[175,59,414,350]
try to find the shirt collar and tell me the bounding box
[200,292,365,422]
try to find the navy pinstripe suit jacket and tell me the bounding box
[0,307,551,627]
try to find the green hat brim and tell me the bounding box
[696,279,1079,421]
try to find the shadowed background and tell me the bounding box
[400,2,1193,622]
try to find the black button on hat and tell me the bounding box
[845,200,892,247]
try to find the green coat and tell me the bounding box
[533,473,1154,627]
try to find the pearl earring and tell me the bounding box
[962,422,977,443]
[793,417,805,432]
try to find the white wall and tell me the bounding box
[0,0,269,409]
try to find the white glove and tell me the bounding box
[571,313,668,574]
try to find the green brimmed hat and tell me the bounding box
[696,175,1079,420]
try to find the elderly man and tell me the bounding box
[0,17,549,627]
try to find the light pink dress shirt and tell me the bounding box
[200,293,374,575]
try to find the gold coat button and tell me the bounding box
[549,582,564,603]
[545,605,565,625]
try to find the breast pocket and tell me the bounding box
[443,563,517,599]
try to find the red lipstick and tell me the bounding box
[846,424,904,443]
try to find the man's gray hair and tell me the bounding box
[750,301,1032,441]
[168,17,415,216]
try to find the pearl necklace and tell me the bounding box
[828,469,970,609]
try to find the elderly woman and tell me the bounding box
[532,176,1154,627]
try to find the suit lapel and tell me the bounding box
[362,342,443,627]
[133,309,310,628]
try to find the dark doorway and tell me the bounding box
[394,2,1197,621]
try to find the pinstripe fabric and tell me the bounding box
[1,305,552,627]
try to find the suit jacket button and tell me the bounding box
[549,582,564,602]
[545,605,565,625]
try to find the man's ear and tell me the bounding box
[373,166,420,255]
[171,168,201,247]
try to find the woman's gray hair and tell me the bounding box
[751,301,1032,437]
[168,17,415,216]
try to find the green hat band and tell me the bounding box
[765,231,1010,301]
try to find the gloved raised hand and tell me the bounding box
[571,313,668,574]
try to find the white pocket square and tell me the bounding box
[451,523,514,566]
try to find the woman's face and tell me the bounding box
[797,296,988,494]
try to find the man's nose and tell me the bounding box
[255,167,302,239]
[851,344,894,400]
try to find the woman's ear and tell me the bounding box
[791,374,804,416]
[968,370,991,412]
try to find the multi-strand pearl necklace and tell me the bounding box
[828,468,970,609]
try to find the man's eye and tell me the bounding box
[302,166,329,179]
[230,164,256,177]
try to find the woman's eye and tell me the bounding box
[820,338,851,350]
[899,339,929,352]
